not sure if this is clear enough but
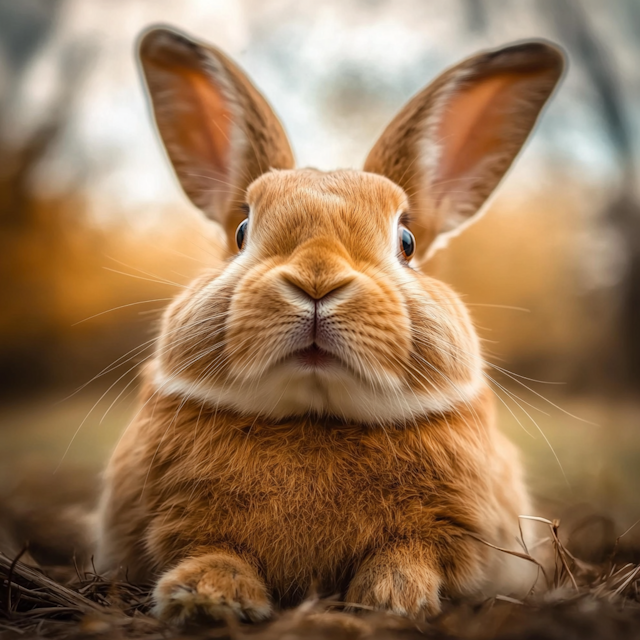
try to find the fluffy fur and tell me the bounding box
[98,373,532,618]
[153,170,484,425]
[96,27,564,624]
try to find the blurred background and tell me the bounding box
[1,0,640,550]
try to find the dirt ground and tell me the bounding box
[3,536,640,640]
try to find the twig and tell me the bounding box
[549,520,579,591]
[467,533,550,588]
[0,620,26,634]
[0,552,106,617]
[4,545,30,617]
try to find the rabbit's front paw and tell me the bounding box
[346,551,442,619]
[153,552,271,624]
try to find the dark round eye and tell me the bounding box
[399,226,416,261]
[236,218,248,251]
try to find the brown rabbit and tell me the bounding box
[96,26,564,624]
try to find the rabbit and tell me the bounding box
[96,26,564,624]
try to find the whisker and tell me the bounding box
[103,267,187,288]
[71,299,172,326]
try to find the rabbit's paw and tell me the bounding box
[346,552,442,619]
[153,552,271,624]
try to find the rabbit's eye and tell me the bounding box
[236,218,248,250]
[399,226,416,261]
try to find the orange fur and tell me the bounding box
[98,377,531,615]
[97,27,564,624]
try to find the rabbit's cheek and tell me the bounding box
[155,269,243,382]
[400,278,484,400]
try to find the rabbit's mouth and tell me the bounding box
[292,344,338,370]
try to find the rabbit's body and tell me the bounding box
[97,28,564,622]
[99,372,530,610]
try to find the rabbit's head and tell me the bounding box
[141,28,563,424]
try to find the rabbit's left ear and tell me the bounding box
[365,41,564,261]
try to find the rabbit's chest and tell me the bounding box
[183,437,430,596]
[142,414,488,597]
[184,432,442,562]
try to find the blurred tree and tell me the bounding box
[543,0,640,386]
[0,0,61,85]
[461,0,487,34]
[0,0,62,228]
[0,0,89,391]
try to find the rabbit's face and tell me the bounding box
[140,29,562,423]
[155,169,482,424]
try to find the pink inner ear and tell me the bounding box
[177,69,232,178]
[178,71,231,175]
[434,70,542,195]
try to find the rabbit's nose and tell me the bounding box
[282,274,353,304]
[281,236,356,303]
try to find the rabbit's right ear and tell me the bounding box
[138,27,295,244]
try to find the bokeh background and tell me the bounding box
[1,0,640,547]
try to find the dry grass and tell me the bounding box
[3,517,640,640]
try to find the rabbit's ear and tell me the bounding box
[365,41,564,261]
[139,27,294,239]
